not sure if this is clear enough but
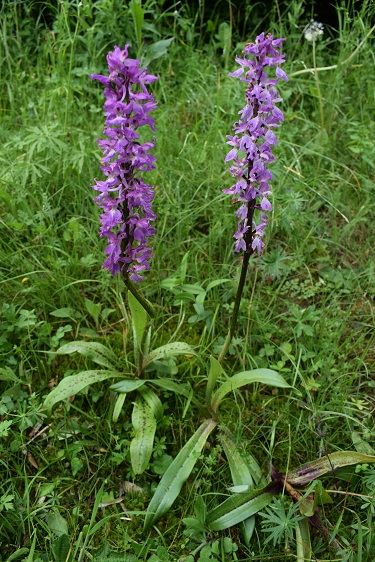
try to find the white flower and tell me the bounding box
[304,20,324,42]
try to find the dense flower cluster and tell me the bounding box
[91,45,158,281]
[304,20,324,42]
[224,33,288,254]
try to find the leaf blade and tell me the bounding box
[211,369,290,413]
[143,342,197,369]
[56,341,120,370]
[206,484,277,531]
[128,291,148,358]
[130,397,157,475]
[286,451,375,485]
[44,370,122,414]
[144,419,217,529]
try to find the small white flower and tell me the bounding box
[304,20,324,42]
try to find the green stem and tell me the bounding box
[313,39,325,133]
[122,274,156,318]
[217,249,252,364]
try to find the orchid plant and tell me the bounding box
[44,36,375,555]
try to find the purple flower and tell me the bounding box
[225,33,288,254]
[91,45,158,281]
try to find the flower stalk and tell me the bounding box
[219,32,288,363]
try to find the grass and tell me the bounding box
[1,0,375,560]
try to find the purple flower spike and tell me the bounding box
[91,45,158,281]
[225,33,287,254]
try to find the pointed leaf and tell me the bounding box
[352,431,375,455]
[242,516,256,547]
[130,397,156,475]
[84,298,101,326]
[143,38,174,66]
[128,291,147,357]
[206,356,223,407]
[206,483,278,531]
[112,393,127,423]
[138,386,163,421]
[0,367,23,384]
[296,518,312,562]
[286,451,375,485]
[129,0,144,47]
[220,433,253,487]
[143,342,197,369]
[110,379,146,393]
[52,534,70,562]
[211,369,290,413]
[205,279,231,292]
[220,432,256,544]
[56,341,121,370]
[151,379,192,399]
[44,370,123,414]
[144,419,217,529]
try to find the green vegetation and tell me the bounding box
[1,1,374,560]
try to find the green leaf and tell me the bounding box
[138,386,163,421]
[219,432,256,544]
[242,516,256,547]
[206,483,277,531]
[5,548,29,561]
[298,495,315,517]
[352,431,375,455]
[130,397,157,475]
[220,433,253,487]
[0,420,13,439]
[143,38,174,66]
[286,451,375,485]
[143,342,197,369]
[151,379,192,399]
[46,510,69,536]
[128,290,147,358]
[144,419,217,529]
[129,0,144,48]
[84,298,101,326]
[110,379,146,393]
[0,367,23,384]
[211,369,290,413]
[205,278,231,292]
[71,457,84,476]
[112,392,127,423]
[50,307,77,319]
[295,518,312,562]
[44,370,123,414]
[205,356,223,407]
[57,341,121,370]
[52,534,70,562]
